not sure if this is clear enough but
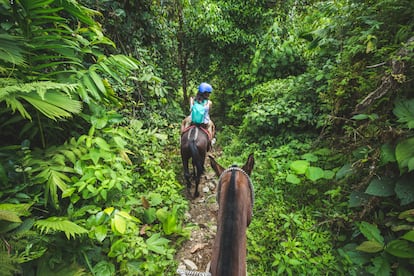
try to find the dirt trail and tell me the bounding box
[174,158,220,273]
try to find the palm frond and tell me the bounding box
[20,92,82,120]
[34,217,88,239]
[0,34,27,66]
[55,0,102,26]
[0,80,82,120]
[32,164,73,209]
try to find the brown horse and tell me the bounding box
[180,125,210,198]
[209,154,255,276]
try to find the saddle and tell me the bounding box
[182,124,212,141]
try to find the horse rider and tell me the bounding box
[180,82,215,146]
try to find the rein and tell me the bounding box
[216,166,255,212]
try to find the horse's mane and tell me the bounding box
[209,154,254,276]
[217,169,238,275]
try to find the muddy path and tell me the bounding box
[174,152,221,273]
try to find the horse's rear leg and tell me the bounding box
[192,160,200,198]
[183,158,192,193]
[194,177,200,198]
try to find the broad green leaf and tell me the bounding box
[395,137,414,172]
[112,214,126,234]
[301,153,318,162]
[146,233,170,254]
[95,137,110,151]
[104,207,114,215]
[100,189,107,201]
[0,203,31,217]
[91,116,108,129]
[108,239,128,257]
[352,114,370,120]
[92,261,115,276]
[155,133,168,141]
[89,69,106,94]
[393,98,414,129]
[148,192,163,206]
[117,211,140,223]
[94,225,107,242]
[163,214,178,235]
[385,239,414,258]
[113,136,127,148]
[0,210,22,222]
[395,176,414,205]
[365,178,395,197]
[290,160,310,175]
[89,148,102,165]
[82,74,100,100]
[349,192,371,208]
[336,163,354,180]
[144,208,157,224]
[305,166,324,182]
[313,148,332,156]
[366,256,390,276]
[356,241,384,253]
[379,143,396,166]
[408,157,414,171]
[62,187,75,198]
[358,221,384,245]
[156,208,168,223]
[286,174,301,184]
[95,211,107,225]
[288,259,301,265]
[338,243,371,265]
[323,170,335,179]
[401,231,414,242]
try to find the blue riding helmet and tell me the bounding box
[198,82,213,93]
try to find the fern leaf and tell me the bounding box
[0,251,21,276]
[34,217,88,239]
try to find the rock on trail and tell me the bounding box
[175,170,219,273]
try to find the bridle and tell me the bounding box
[216,166,255,214]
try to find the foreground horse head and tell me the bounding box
[209,154,255,276]
[180,126,209,198]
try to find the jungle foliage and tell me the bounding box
[1,0,414,275]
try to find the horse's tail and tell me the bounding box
[189,139,204,176]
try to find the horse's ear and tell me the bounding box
[242,153,255,175]
[209,155,225,177]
